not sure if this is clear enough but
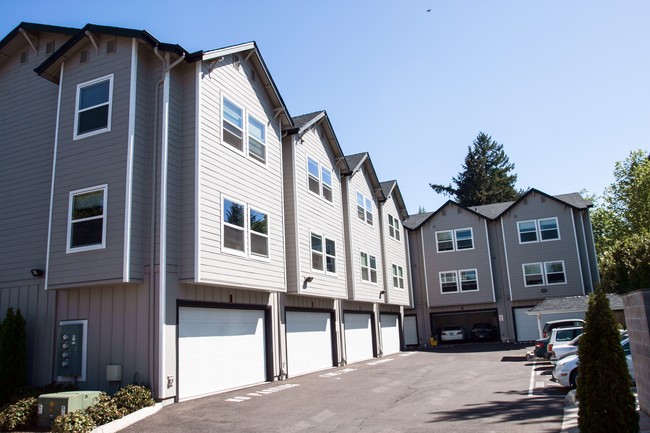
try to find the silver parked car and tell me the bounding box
[440,325,466,342]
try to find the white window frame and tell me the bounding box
[67,184,108,254]
[360,251,378,284]
[522,260,567,287]
[459,269,479,292]
[356,192,366,222]
[360,251,370,282]
[439,271,458,294]
[436,228,474,252]
[306,155,334,203]
[222,96,245,154]
[221,95,269,167]
[73,74,113,140]
[221,195,270,260]
[311,233,324,272]
[388,214,401,241]
[325,237,337,274]
[321,166,333,203]
[247,113,267,164]
[356,192,374,225]
[392,264,404,289]
[518,217,560,244]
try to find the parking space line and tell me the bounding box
[528,361,538,397]
[366,358,394,365]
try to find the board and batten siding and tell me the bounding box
[347,168,383,302]
[381,194,410,306]
[47,38,135,287]
[197,55,285,291]
[0,32,70,284]
[293,126,347,298]
[501,193,584,301]
[421,204,495,308]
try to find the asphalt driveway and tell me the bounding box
[122,343,570,433]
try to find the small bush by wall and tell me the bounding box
[0,397,37,432]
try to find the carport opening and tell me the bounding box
[430,309,499,342]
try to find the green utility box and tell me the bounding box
[37,391,101,426]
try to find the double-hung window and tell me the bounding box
[321,167,333,202]
[311,234,337,274]
[223,98,244,151]
[223,97,268,164]
[68,185,107,253]
[440,269,479,293]
[307,157,320,195]
[248,115,266,163]
[392,264,404,289]
[436,228,474,252]
[440,272,458,293]
[222,197,269,259]
[325,238,336,273]
[356,192,373,225]
[388,214,401,241]
[360,252,377,283]
[523,260,566,286]
[518,217,560,243]
[311,234,324,271]
[460,269,478,291]
[307,156,333,202]
[74,75,113,139]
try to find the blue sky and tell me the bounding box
[3,1,649,213]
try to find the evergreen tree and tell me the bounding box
[0,308,28,404]
[430,132,520,207]
[577,288,638,433]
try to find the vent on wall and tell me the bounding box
[80,49,88,64]
[19,51,28,64]
[106,39,116,54]
[46,40,55,54]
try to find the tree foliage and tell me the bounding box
[577,288,638,433]
[0,308,28,405]
[591,150,650,293]
[430,132,520,207]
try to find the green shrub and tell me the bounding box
[0,397,37,432]
[113,384,154,414]
[0,308,27,405]
[51,410,96,433]
[84,393,126,425]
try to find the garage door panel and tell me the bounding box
[380,314,400,355]
[286,311,333,376]
[514,309,586,342]
[345,313,374,364]
[179,307,266,400]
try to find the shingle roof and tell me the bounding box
[527,294,624,314]
[380,181,396,198]
[292,111,323,130]
[344,153,368,175]
[553,192,593,209]
[403,211,434,230]
[471,201,514,219]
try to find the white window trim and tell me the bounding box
[73,74,114,140]
[321,165,334,203]
[221,195,270,260]
[392,264,405,289]
[459,268,480,292]
[221,94,269,167]
[454,227,474,251]
[435,230,454,253]
[522,260,567,287]
[310,233,325,273]
[435,227,474,252]
[439,271,459,294]
[360,251,378,284]
[518,217,560,244]
[325,237,337,275]
[306,154,335,204]
[388,214,401,241]
[356,191,374,225]
[67,184,108,254]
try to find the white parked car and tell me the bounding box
[546,326,583,360]
[440,325,466,342]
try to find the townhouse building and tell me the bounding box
[404,189,599,344]
[0,22,411,402]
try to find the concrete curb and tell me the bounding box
[565,390,578,407]
[90,403,163,433]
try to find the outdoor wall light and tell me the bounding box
[30,269,44,278]
[379,290,386,299]
[304,276,314,284]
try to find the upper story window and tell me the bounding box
[223,98,244,151]
[360,251,377,283]
[222,97,268,164]
[356,192,373,225]
[439,269,479,293]
[518,217,560,244]
[388,214,401,241]
[222,197,269,259]
[74,75,113,140]
[311,233,337,274]
[435,228,474,252]
[248,115,266,163]
[523,260,566,286]
[68,185,107,253]
[392,264,404,289]
[306,156,334,203]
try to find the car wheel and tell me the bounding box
[570,369,579,388]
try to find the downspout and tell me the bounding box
[152,47,185,399]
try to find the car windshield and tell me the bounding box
[444,326,461,331]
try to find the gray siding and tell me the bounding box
[292,125,347,298]
[501,193,585,301]
[179,284,272,306]
[282,136,299,292]
[48,37,135,287]
[381,195,410,306]
[421,204,495,307]
[197,55,286,291]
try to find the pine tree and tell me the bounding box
[430,132,520,207]
[577,288,638,433]
[0,308,28,404]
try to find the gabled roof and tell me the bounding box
[203,42,292,128]
[526,294,623,315]
[344,152,386,203]
[381,180,409,219]
[471,201,514,219]
[289,110,348,173]
[404,199,490,230]
[0,22,79,63]
[34,23,198,83]
[403,211,434,230]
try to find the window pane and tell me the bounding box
[249,138,266,162]
[524,263,544,286]
[223,199,245,227]
[325,239,336,256]
[436,231,454,251]
[361,267,369,281]
[73,190,104,219]
[223,99,243,128]
[540,218,559,240]
[360,252,368,267]
[357,193,365,220]
[79,80,109,109]
[326,256,336,273]
[455,229,473,250]
[321,167,332,187]
[248,116,265,142]
[250,233,268,257]
[365,198,373,224]
[322,184,333,202]
[311,234,323,252]
[308,158,319,178]
[519,221,538,242]
[441,272,458,293]
[369,255,377,269]
[78,105,109,135]
[308,158,320,194]
[250,209,268,234]
[223,123,243,150]
[71,219,103,248]
[545,262,566,284]
[312,253,324,271]
[371,269,377,283]
[224,226,244,251]
[460,270,478,291]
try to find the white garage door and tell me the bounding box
[344,313,374,364]
[286,311,333,377]
[380,314,401,355]
[178,307,266,400]
[404,315,418,346]
[514,308,587,342]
